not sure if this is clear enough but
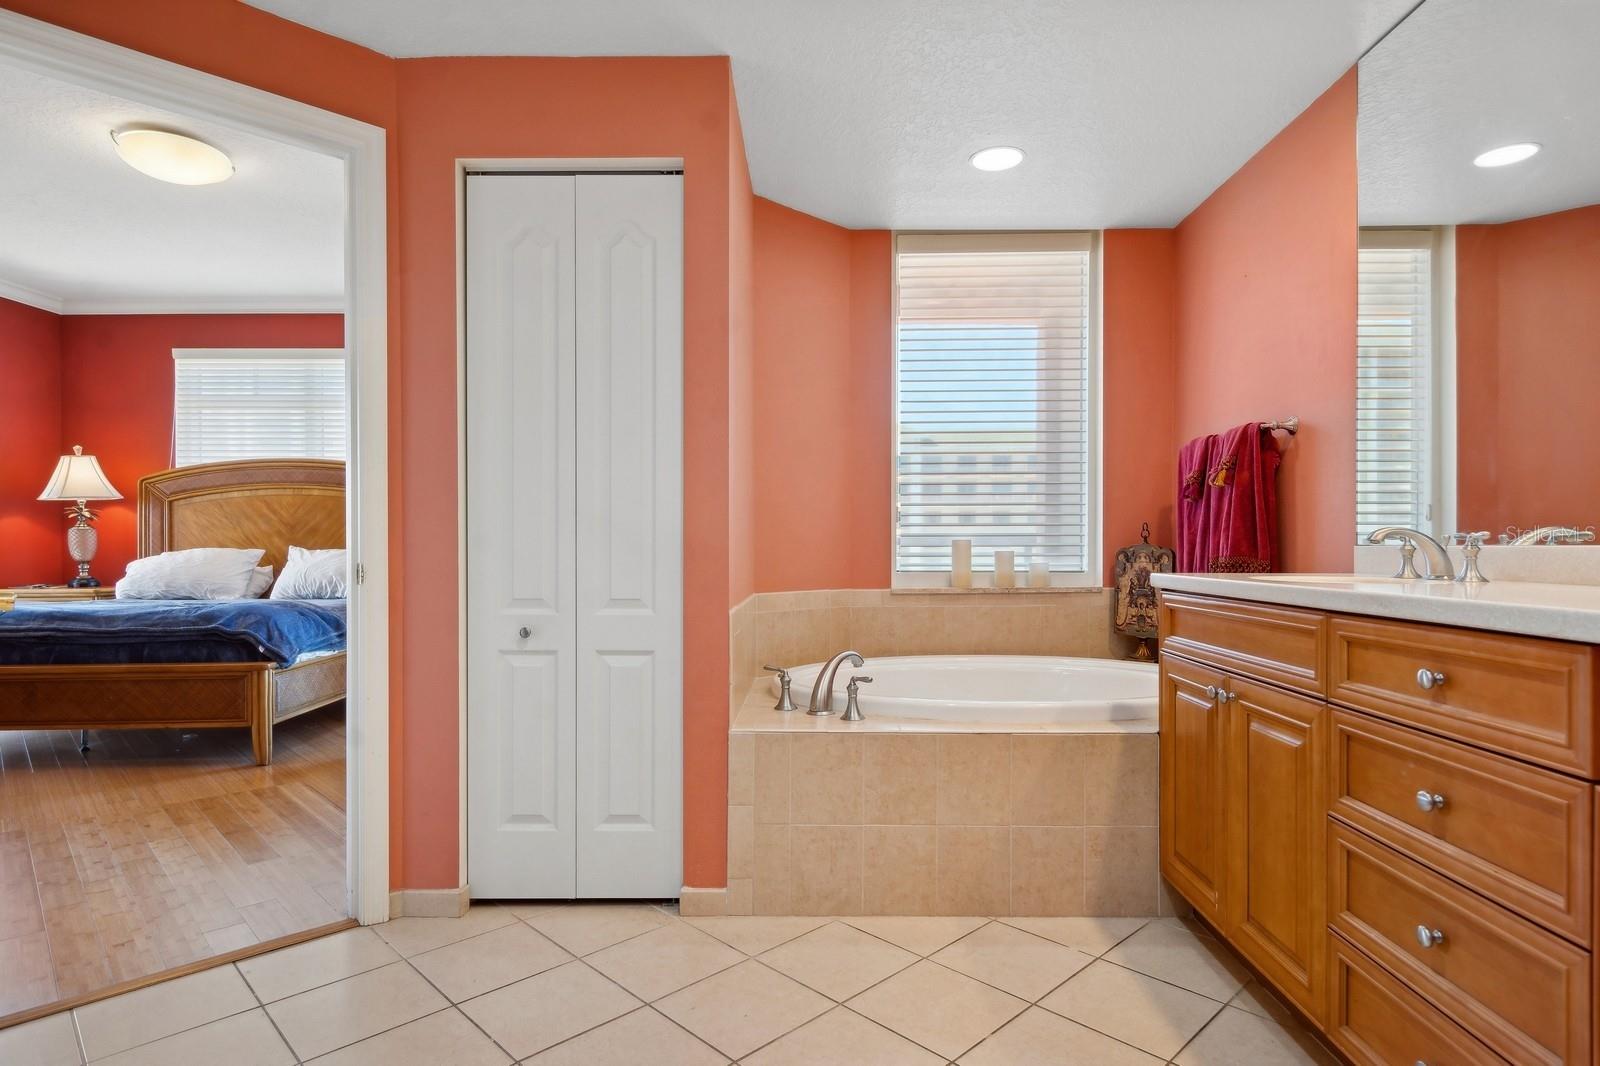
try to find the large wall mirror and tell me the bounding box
[1356,0,1599,546]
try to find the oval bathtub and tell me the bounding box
[774,655,1157,731]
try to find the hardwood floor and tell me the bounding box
[0,706,345,1019]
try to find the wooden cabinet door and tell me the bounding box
[1159,653,1229,925]
[1224,674,1328,1023]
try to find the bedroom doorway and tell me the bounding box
[0,11,388,1026]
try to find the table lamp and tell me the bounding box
[38,445,123,587]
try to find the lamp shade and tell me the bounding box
[38,445,122,501]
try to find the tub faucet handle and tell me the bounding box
[842,675,873,722]
[763,665,797,712]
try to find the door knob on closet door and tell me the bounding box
[518,626,532,639]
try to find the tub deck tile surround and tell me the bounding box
[727,696,1161,918]
[9,903,1336,1064]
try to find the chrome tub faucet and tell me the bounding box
[808,650,864,716]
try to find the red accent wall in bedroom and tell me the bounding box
[1456,204,1600,531]
[1173,68,1358,572]
[56,314,345,583]
[0,296,64,587]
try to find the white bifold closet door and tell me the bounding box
[466,172,683,900]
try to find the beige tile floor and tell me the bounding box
[0,903,1339,1065]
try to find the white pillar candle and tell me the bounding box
[994,550,1016,588]
[951,539,972,588]
[1029,559,1051,587]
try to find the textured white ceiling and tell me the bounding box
[0,63,344,313]
[1360,0,1600,225]
[245,0,1413,229]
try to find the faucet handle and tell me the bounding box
[842,676,872,722]
[763,665,797,712]
[1450,532,1491,584]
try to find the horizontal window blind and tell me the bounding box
[895,233,1093,574]
[173,348,347,466]
[1356,230,1433,540]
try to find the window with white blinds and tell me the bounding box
[173,348,347,466]
[894,233,1096,581]
[1356,230,1435,541]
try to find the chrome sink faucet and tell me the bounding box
[1367,527,1454,581]
[808,650,864,716]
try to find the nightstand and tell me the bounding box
[3,585,116,602]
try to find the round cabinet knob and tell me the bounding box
[1415,925,1446,949]
[1203,684,1220,700]
[1415,790,1447,813]
[518,626,532,639]
[1416,668,1446,691]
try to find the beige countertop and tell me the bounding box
[1151,572,1600,643]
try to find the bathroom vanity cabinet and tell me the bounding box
[1157,587,1598,1066]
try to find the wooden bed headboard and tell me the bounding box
[137,459,345,576]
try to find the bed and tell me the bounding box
[0,459,347,765]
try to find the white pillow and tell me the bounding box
[116,548,266,600]
[245,566,275,598]
[271,546,347,599]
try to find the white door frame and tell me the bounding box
[455,158,683,892]
[0,10,392,923]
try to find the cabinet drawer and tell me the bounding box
[1329,823,1590,1066]
[1330,710,1593,944]
[1328,615,1598,776]
[1159,592,1326,695]
[1328,934,1505,1066]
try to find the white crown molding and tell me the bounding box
[0,276,65,313]
[63,295,347,315]
[0,276,346,315]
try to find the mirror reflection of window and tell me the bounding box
[1356,228,1449,542]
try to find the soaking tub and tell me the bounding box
[772,654,1157,731]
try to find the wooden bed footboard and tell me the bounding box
[0,652,346,765]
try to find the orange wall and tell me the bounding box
[1456,204,1600,530]
[751,211,1178,590]
[1173,69,1358,572]
[1102,230,1178,580]
[56,314,345,583]
[728,91,757,608]
[395,56,739,889]
[748,200,894,592]
[0,296,63,587]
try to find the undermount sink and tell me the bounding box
[1231,573,1415,586]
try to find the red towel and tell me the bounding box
[1176,434,1215,572]
[1176,423,1282,573]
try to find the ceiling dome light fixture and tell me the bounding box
[111,128,234,185]
[970,146,1025,172]
[1473,142,1541,168]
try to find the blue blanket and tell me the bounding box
[0,598,346,667]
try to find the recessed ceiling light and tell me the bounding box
[970,146,1025,172]
[1473,142,1541,168]
[111,128,233,185]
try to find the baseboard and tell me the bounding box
[389,885,471,918]
[677,885,728,917]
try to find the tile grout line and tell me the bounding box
[398,950,523,1064]
[236,959,303,1064]
[69,967,264,1064]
